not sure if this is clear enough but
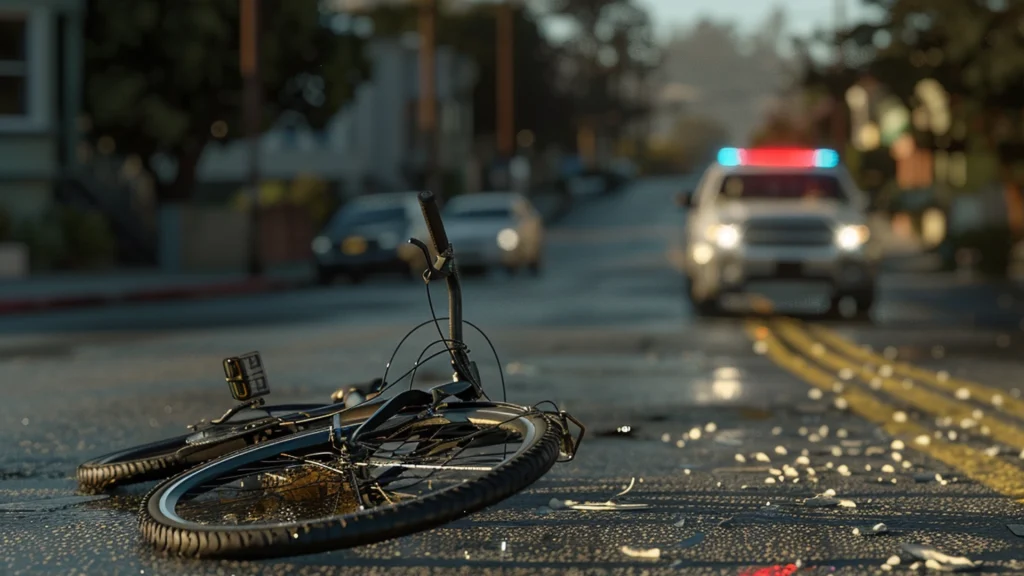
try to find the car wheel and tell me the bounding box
[854,289,876,319]
[504,265,519,277]
[828,291,874,320]
[316,267,335,286]
[347,271,366,284]
[687,276,720,316]
[527,259,542,276]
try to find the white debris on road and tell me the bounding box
[620,546,661,559]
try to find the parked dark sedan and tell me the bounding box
[311,192,421,284]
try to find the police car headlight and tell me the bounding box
[836,225,870,250]
[708,224,741,249]
[311,236,332,255]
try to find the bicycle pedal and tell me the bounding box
[222,351,271,401]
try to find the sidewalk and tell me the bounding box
[0,264,313,315]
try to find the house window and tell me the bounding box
[0,15,28,117]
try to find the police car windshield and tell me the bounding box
[718,174,846,202]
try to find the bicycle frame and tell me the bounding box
[203,191,523,449]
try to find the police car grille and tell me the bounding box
[743,219,834,246]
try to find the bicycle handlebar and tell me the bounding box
[417,191,450,257]
[415,191,476,392]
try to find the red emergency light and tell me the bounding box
[717,148,839,169]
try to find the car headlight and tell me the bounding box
[836,225,870,250]
[497,228,519,251]
[311,236,332,255]
[707,224,741,249]
[377,232,399,250]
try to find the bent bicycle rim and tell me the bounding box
[140,403,562,559]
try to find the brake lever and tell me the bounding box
[408,238,453,282]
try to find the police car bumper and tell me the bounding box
[690,244,875,297]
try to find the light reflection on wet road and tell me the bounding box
[2,177,1024,574]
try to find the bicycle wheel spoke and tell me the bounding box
[168,415,531,527]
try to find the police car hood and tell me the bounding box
[715,200,860,224]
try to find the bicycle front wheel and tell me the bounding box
[139,403,562,559]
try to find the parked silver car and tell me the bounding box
[400,192,545,276]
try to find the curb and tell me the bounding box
[0,278,310,316]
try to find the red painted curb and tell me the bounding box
[0,279,307,316]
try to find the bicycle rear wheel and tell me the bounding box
[77,404,325,493]
[139,402,562,559]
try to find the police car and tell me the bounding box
[678,147,878,316]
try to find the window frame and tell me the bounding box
[0,9,46,132]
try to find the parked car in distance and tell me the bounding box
[311,192,421,284]
[400,192,545,276]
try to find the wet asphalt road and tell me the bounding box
[4,177,1024,575]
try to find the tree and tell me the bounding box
[799,0,1024,157]
[539,0,660,143]
[84,0,367,203]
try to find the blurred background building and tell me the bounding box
[0,0,1020,278]
[187,35,477,201]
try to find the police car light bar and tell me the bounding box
[717,148,840,169]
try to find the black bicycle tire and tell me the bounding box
[76,403,329,492]
[77,434,196,493]
[139,403,562,559]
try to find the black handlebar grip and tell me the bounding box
[417,191,450,254]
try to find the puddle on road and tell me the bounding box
[508,355,705,379]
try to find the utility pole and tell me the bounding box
[831,0,848,153]
[496,2,515,158]
[418,0,440,198]
[241,0,263,276]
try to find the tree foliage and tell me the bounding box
[798,0,1024,159]
[84,0,367,202]
[538,0,660,140]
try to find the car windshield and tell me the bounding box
[444,205,512,219]
[326,205,407,233]
[717,174,846,202]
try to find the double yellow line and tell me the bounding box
[746,318,1024,501]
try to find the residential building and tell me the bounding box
[193,34,477,198]
[0,0,84,222]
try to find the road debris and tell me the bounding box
[803,495,840,507]
[1007,524,1024,538]
[597,425,635,438]
[852,523,888,536]
[620,546,660,560]
[900,543,980,572]
[678,532,705,549]
[548,477,651,511]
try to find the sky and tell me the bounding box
[638,0,879,39]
